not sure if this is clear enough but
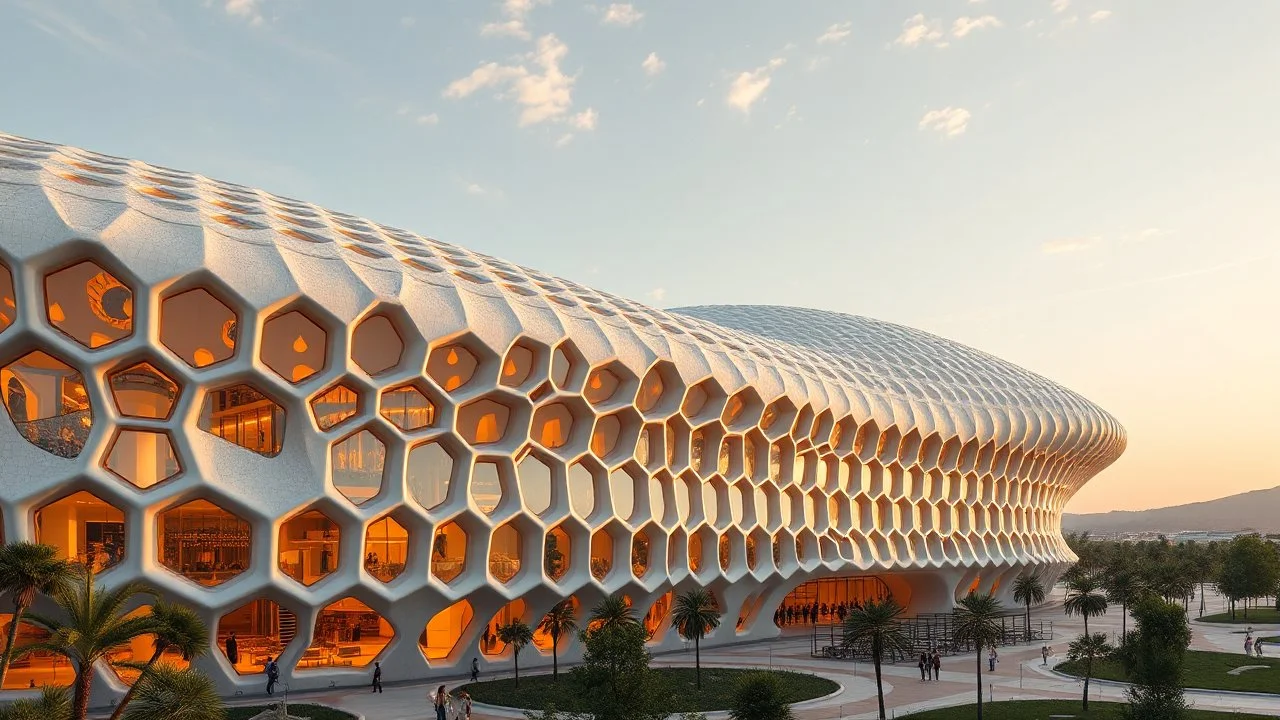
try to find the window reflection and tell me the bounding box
[311,384,359,431]
[380,385,435,431]
[1,351,92,458]
[331,430,385,505]
[158,500,250,586]
[109,362,178,419]
[421,600,473,661]
[431,522,467,583]
[365,516,408,583]
[489,523,521,582]
[45,261,133,348]
[198,385,284,457]
[407,442,452,511]
[278,511,339,586]
[301,598,393,669]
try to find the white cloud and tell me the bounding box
[641,52,666,76]
[1090,10,1113,23]
[224,0,264,25]
[444,34,595,129]
[400,17,416,28]
[774,105,800,130]
[816,21,852,45]
[952,15,1003,38]
[696,98,705,107]
[647,288,667,302]
[895,14,946,48]
[1051,0,1071,13]
[726,58,785,114]
[918,107,971,137]
[1042,236,1101,254]
[555,133,575,147]
[416,113,440,126]
[569,107,598,130]
[602,3,643,27]
[465,182,488,196]
[806,56,830,72]
[481,20,531,40]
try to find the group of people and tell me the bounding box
[1244,628,1266,657]
[433,685,472,720]
[917,649,942,680]
[774,599,872,626]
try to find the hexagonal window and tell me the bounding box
[545,525,571,581]
[158,499,250,586]
[458,397,510,445]
[110,362,179,420]
[428,344,478,392]
[533,402,574,450]
[332,430,386,505]
[590,529,613,580]
[719,534,732,572]
[262,309,328,383]
[501,341,539,389]
[482,600,531,657]
[2,351,92,458]
[637,364,672,414]
[301,598,394,669]
[687,532,704,573]
[105,429,181,488]
[160,288,238,367]
[431,521,467,583]
[311,383,359,431]
[35,490,125,573]
[407,441,454,511]
[45,260,133,348]
[471,460,504,515]
[421,599,474,661]
[550,342,582,390]
[644,591,672,640]
[518,450,554,515]
[380,384,436,431]
[568,461,597,519]
[584,367,620,405]
[366,515,408,583]
[218,599,297,675]
[198,384,284,457]
[490,522,522,582]
[609,467,637,522]
[0,262,15,333]
[351,314,403,376]
[278,510,339,586]
[682,379,723,421]
[745,532,760,570]
[631,530,650,578]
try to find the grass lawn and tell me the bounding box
[460,667,837,712]
[901,699,1278,719]
[1198,607,1280,624]
[225,703,356,720]
[1057,650,1280,694]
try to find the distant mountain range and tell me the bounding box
[1063,485,1280,534]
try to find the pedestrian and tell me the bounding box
[931,650,941,681]
[1257,639,1265,657]
[434,685,449,720]
[459,690,473,720]
[989,647,998,672]
[225,631,238,667]
[1245,635,1254,656]
[371,660,382,693]
[918,652,928,681]
[470,657,480,682]
[265,656,279,696]
[1041,645,1048,665]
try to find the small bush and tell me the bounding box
[728,672,794,720]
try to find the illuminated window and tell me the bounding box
[533,403,573,449]
[109,362,178,419]
[351,314,403,376]
[489,523,522,583]
[108,606,191,685]
[365,515,408,583]
[719,534,731,571]
[218,599,298,675]
[105,430,181,488]
[380,384,435,431]
[45,261,133,348]
[158,500,250,586]
[643,592,672,641]
[160,288,238,368]
[590,530,613,580]
[300,598,393,669]
[0,615,66,689]
[0,262,15,333]
[262,310,327,383]
[431,522,467,583]
[421,600,473,661]
[500,342,536,388]
[311,383,359,431]
[631,531,650,578]
[584,368,619,405]
[35,491,125,573]
[518,452,553,515]
[746,534,758,570]
[480,600,528,657]
[688,534,703,573]
[681,384,707,418]
[458,398,510,445]
[198,384,284,457]
[471,461,503,515]
[278,510,339,586]
[545,525,571,581]
[1,351,92,458]
[407,441,453,511]
[592,414,621,458]
[427,344,478,392]
[637,366,665,413]
[331,430,386,505]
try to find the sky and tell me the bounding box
[1,0,1277,514]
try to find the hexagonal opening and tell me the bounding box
[533,401,575,450]
[517,449,555,516]
[744,431,765,482]
[544,525,572,581]
[431,521,467,583]
[608,466,639,523]
[428,343,479,392]
[218,599,298,675]
[380,383,437,431]
[500,340,541,389]
[158,499,250,586]
[759,397,796,437]
[312,383,360,431]
[481,599,531,657]
[365,514,408,583]
[458,397,511,445]
[636,362,678,415]
[584,365,622,406]
[549,341,584,391]
[421,599,474,661]
[160,288,238,368]
[198,384,284,457]
[722,387,762,430]
[471,459,506,515]
[489,521,523,583]
[331,429,386,505]
[687,529,707,573]
[0,261,15,334]
[104,429,181,489]
[631,530,651,579]
[407,440,455,511]
[568,460,600,520]
[649,473,670,528]
[35,490,124,573]
[110,362,179,420]
[301,598,394,669]
[643,591,672,641]
[262,309,328,383]
[351,314,404,376]
[590,529,614,580]
[278,510,339,586]
[718,533,733,572]
[2,350,92,458]
[45,260,133,348]
[592,410,637,461]
[718,434,742,478]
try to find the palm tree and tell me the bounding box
[1065,632,1112,712]
[108,601,210,720]
[0,684,71,720]
[1011,572,1046,639]
[841,598,912,720]
[589,594,638,630]
[1101,569,1143,640]
[952,593,1005,720]
[670,588,721,690]
[538,599,578,680]
[0,542,77,687]
[1063,574,1109,637]
[17,568,158,720]
[495,619,534,688]
[118,665,223,720]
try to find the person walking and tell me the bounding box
[1245,635,1254,656]
[458,690,473,720]
[918,651,928,681]
[470,657,480,682]
[371,661,382,693]
[1256,638,1266,657]
[931,650,941,681]
[225,631,238,667]
[1041,645,1049,665]
[434,685,449,720]
[989,647,998,672]
[265,657,279,696]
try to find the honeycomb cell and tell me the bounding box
[759,397,795,437]
[471,460,505,515]
[45,260,133,348]
[278,510,339,586]
[262,309,328,383]
[550,341,584,390]
[105,429,181,488]
[160,288,238,368]
[158,499,251,586]
[681,379,724,424]
[568,460,599,519]
[218,599,298,675]
[0,262,14,332]
[584,365,621,406]
[2,351,92,458]
[517,450,554,515]
[35,490,125,573]
[351,313,403,376]
[301,598,393,669]
[544,524,572,581]
[608,466,639,522]
[109,362,179,419]
[311,383,360,431]
[631,530,651,578]
[421,599,474,661]
[500,340,540,389]
[332,430,386,505]
[407,440,455,511]
[458,397,511,445]
[380,384,436,431]
[481,599,529,656]
[428,343,478,392]
[718,533,732,572]
[489,522,522,582]
[636,362,677,415]
[643,591,672,640]
[365,515,408,583]
[590,529,613,580]
[431,521,467,583]
[197,384,284,457]
[532,402,574,450]
[722,388,762,430]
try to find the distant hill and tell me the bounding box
[1063,486,1280,534]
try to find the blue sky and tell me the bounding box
[2,0,1277,512]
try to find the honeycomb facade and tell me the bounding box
[0,132,1125,701]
